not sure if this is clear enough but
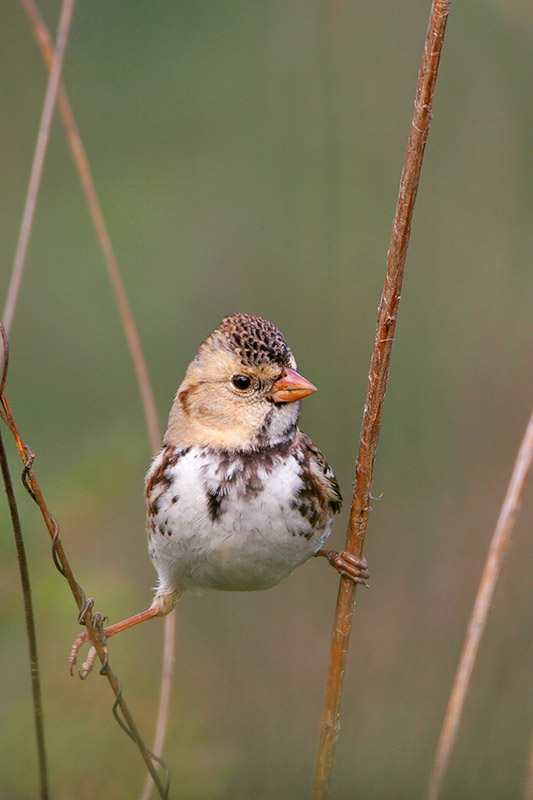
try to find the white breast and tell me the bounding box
[146,447,333,593]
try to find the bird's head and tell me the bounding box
[164,313,316,451]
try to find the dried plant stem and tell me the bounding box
[428,407,533,800]
[19,0,160,455]
[0,425,49,799]
[312,2,452,798]
[1,2,73,793]
[3,0,75,336]
[0,384,168,799]
[524,728,533,800]
[4,0,170,789]
[20,2,175,785]
[140,612,176,800]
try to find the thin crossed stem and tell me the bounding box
[4,0,170,789]
[2,2,75,796]
[19,2,176,792]
[3,0,75,336]
[0,375,169,799]
[19,0,160,455]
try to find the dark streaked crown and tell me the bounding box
[214,313,293,368]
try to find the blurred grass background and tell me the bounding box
[1,1,532,798]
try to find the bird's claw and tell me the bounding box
[320,549,370,587]
[69,631,102,678]
[68,600,174,677]
[78,647,99,679]
[69,630,89,675]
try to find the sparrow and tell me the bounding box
[71,313,368,674]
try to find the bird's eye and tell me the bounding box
[231,374,252,390]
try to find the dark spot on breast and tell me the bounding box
[206,488,224,521]
[171,495,179,504]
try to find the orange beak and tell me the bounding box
[270,367,317,403]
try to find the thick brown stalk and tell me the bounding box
[3,0,75,336]
[428,407,533,800]
[312,2,452,798]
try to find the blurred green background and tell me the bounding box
[1,1,532,798]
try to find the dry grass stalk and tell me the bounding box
[524,728,533,800]
[3,0,75,336]
[1,3,74,794]
[312,2,452,798]
[19,0,160,455]
[139,613,176,800]
[19,3,176,790]
[0,377,169,799]
[428,407,533,800]
[0,420,49,799]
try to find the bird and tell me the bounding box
[70,313,368,675]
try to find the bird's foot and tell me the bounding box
[69,591,180,678]
[315,549,370,587]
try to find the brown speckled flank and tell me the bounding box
[145,447,190,517]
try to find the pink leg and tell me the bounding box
[70,591,180,677]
